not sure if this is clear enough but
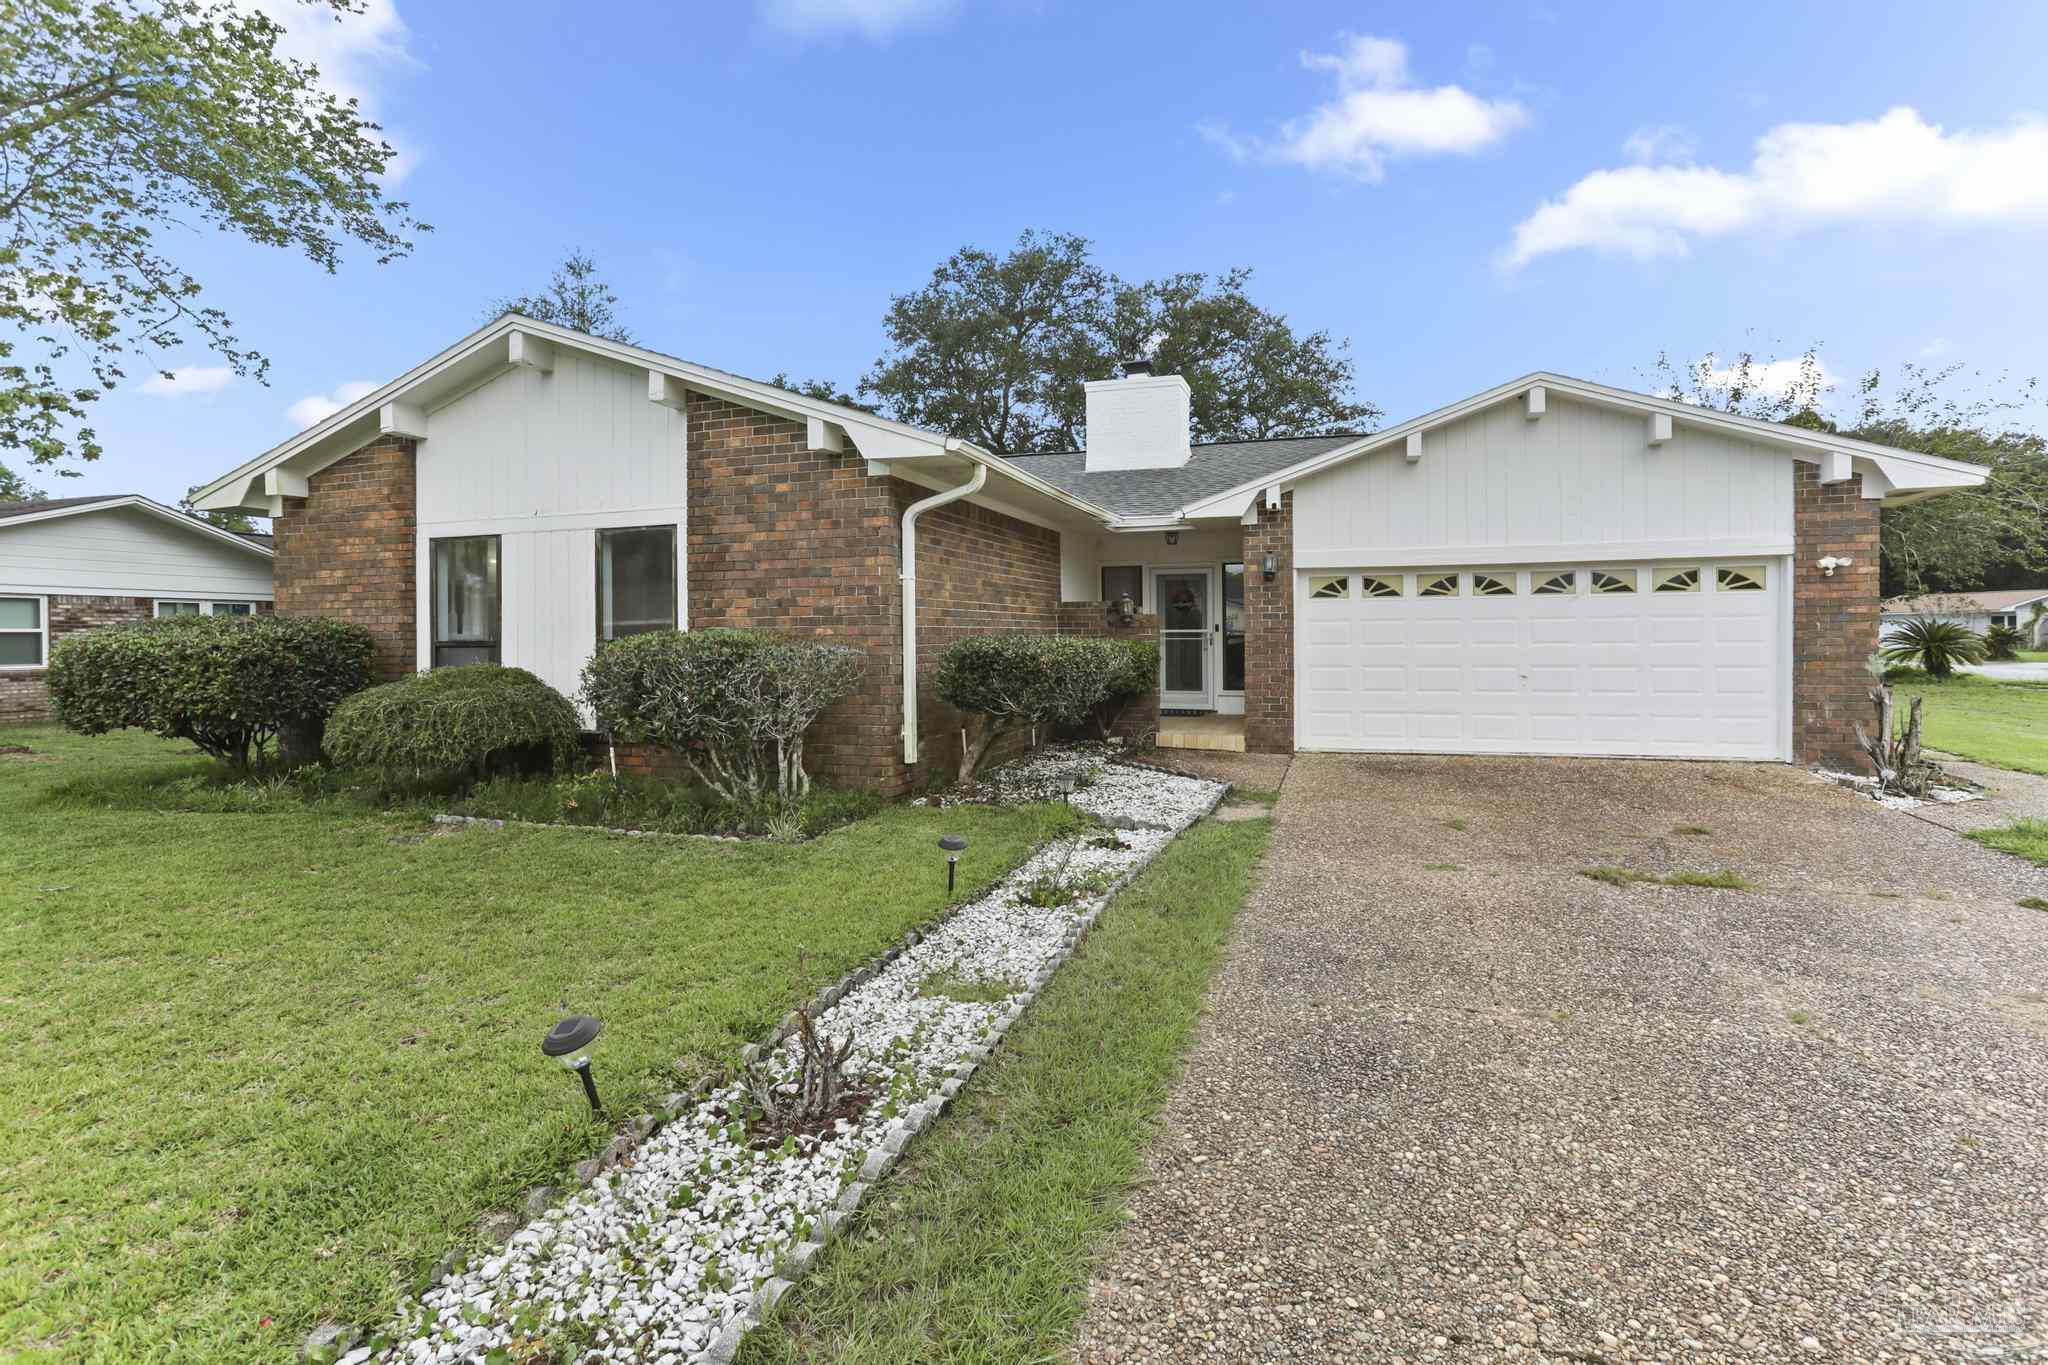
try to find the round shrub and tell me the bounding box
[47,613,375,772]
[933,633,1132,780]
[324,665,583,787]
[580,628,867,802]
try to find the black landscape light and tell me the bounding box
[939,833,968,899]
[541,1014,605,1114]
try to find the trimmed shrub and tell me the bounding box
[1090,637,1160,739]
[47,614,375,772]
[580,629,868,802]
[324,665,583,787]
[934,633,1132,782]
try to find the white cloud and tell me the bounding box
[758,0,953,39]
[1696,355,1837,397]
[1621,123,1697,164]
[250,0,422,184]
[287,380,379,428]
[1204,33,1527,182]
[1506,106,2048,268]
[140,365,237,397]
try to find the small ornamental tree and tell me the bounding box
[1983,623,2024,662]
[579,629,867,803]
[324,665,583,787]
[47,614,374,771]
[934,633,1130,782]
[1089,637,1160,739]
[1880,618,1987,680]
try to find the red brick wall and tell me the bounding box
[906,490,1061,783]
[272,438,418,681]
[1242,494,1294,754]
[1055,602,1161,745]
[1793,463,1882,769]
[0,594,154,722]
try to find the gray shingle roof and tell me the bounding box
[0,494,129,522]
[1002,434,1360,517]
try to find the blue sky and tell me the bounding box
[45,0,2048,507]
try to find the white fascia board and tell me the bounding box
[0,495,274,558]
[1177,370,1993,519]
[1295,538,1794,570]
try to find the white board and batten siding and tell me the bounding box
[0,505,273,600]
[413,347,689,709]
[1291,394,1796,761]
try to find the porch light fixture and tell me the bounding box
[1110,592,1137,627]
[541,1014,605,1114]
[939,833,968,898]
[1261,552,1277,581]
[1164,531,1180,546]
[1818,555,1853,577]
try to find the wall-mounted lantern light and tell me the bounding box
[1109,592,1137,627]
[1164,531,1180,546]
[541,1014,605,1114]
[939,833,968,898]
[1261,552,1277,581]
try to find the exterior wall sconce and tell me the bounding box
[1164,530,1180,546]
[1109,592,1137,627]
[541,1015,605,1114]
[1261,552,1277,581]
[1818,555,1854,577]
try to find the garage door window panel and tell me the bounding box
[1590,570,1638,595]
[1360,575,1403,599]
[1308,575,1350,600]
[1473,573,1516,597]
[1654,568,1701,593]
[1532,572,1576,595]
[1418,574,1460,598]
[1717,565,1767,591]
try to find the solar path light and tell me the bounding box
[541,1014,605,1114]
[939,833,968,898]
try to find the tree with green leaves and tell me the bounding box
[486,250,634,344]
[1650,348,2048,597]
[2,0,425,472]
[0,460,43,502]
[179,484,256,533]
[860,230,1376,454]
[768,372,875,412]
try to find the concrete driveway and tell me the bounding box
[1076,755,2048,1363]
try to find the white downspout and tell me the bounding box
[900,448,987,764]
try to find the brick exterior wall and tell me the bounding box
[1055,602,1161,745]
[272,438,418,681]
[0,594,275,723]
[1793,463,1882,769]
[1241,493,1294,754]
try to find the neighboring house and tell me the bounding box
[1881,588,2048,648]
[0,495,277,723]
[188,315,1988,791]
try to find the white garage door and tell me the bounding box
[1296,561,1787,760]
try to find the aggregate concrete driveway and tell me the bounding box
[1075,756,2048,1363]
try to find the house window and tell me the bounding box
[1717,565,1766,592]
[155,600,257,618]
[1418,574,1460,597]
[1654,568,1701,593]
[0,596,44,668]
[212,601,255,617]
[1473,573,1516,597]
[155,600,202,617]
[1590,570,1637,595]
[1221,562,1245,693]
[597,526,677,641]
[431,535,501,667]
[1309,575,1350,600]
[1360,575,1403,598]
[1533,572,1576,595]
[1101,564,1143,607]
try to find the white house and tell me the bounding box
[1881,588,2048,648]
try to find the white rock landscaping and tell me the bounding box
[367,755,1225,1365]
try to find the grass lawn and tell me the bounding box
[1889,674,2048,776]
[1968,819,2048,867]
[734,813,1272,1365]
[0,726,1073,1364]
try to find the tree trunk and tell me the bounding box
[956,716,1009,785]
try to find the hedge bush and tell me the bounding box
[324,665,583,787]
[47,613,375,772]
[580,628,867,802]
[1092,636,1161,739]
[934,633,1141,781]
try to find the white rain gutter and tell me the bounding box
[900,447,987,764]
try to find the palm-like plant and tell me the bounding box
[1881,618,1988,679]
[1984,623,2024,662]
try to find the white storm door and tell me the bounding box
[1154,567,1214,710]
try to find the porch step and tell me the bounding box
[1156,716,1246,753]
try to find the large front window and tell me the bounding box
[431,535,501,667]
[597,526,677,641]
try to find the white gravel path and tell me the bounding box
[366,759,1222,1365]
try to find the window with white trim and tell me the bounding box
[155,600,255,618]
[1101,564,1143,607]
[1473,573,1516,597]
[1418,574,1460,598]
[1532,572,1576,595]
[597,525,678,641]
[1308,575,1350,600]
[431,535,502,667]
[0,596,45,668]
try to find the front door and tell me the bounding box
[1154,567,1213,710]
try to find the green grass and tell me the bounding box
[0,727,1074,1363]
[1580,865,1755,891]
[1967,818,2048,867]
[1889,673,2048,776]
[2018,897,2048,912]
[734,814,1272,1365]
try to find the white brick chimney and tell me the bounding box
[1083,362,1192,472]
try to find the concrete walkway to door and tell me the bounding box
[1074,754,2048,1363]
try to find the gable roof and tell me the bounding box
[0,494,275,557]
[1002,434,1359,518]
[1883,588,2048,614]
[1174,371,1991,520]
